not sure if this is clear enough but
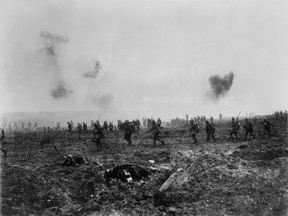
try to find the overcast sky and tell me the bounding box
[0,0,287,121]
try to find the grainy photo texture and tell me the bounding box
[0,0,287,215]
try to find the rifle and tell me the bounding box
[142,129,152,135]
[53,145,65,158]
[118,120,139,127]
[236,112,241,121]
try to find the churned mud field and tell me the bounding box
[1,117,287,216]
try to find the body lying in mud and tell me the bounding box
[104,164,151,183]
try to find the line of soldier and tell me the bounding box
[64,115,273,150]
[229,117,272,140]
[188,116,272,144]
[170,115,219,127]
[91,119,162,151]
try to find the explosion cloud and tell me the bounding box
[50,82,73,99]
[39,31,69,64]
[208,72,234,101]
[83,60,102,79]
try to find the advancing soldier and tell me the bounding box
[82,122,88,133]
[189,119,200,144]
[76,123,82,133]
[109,122,114,132]
[262,118,271,137]
[103,121,109,132]
[243,118,256,140]
[206,121,216,142]
[93,123,104,150]
[151,120,164,146]
[123,121,133,145]
[230,117,240,141]
[67,122,72,134]
[210,116,214,124]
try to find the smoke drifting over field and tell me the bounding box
[89,94,114,108]
[208,72,234,101]
[50,82,73,99]
[40,31,69,64]
[2,0,287,118]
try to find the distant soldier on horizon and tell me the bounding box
[206,120,216,142]
[243,118,256,140]
[90,120,95,131]
[186,114,189,124]
[219,114,223,121]
[189,119,200,144]
[70,120,74,131]
[67,122,72,134]
[13,121,17,131]
[56,122,61,130]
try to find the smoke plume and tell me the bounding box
[83,60,102,79]
[208,72,234,101]
[50,82,73,99]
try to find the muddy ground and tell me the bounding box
[1,116,287,215]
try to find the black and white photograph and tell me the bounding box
[0,0,287,215]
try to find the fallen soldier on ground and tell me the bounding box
[104,164,151,182]
[61,154,89,167]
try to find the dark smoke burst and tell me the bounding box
[208,72,234,101]
[50,82,73,99]
[83,60,102,79]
